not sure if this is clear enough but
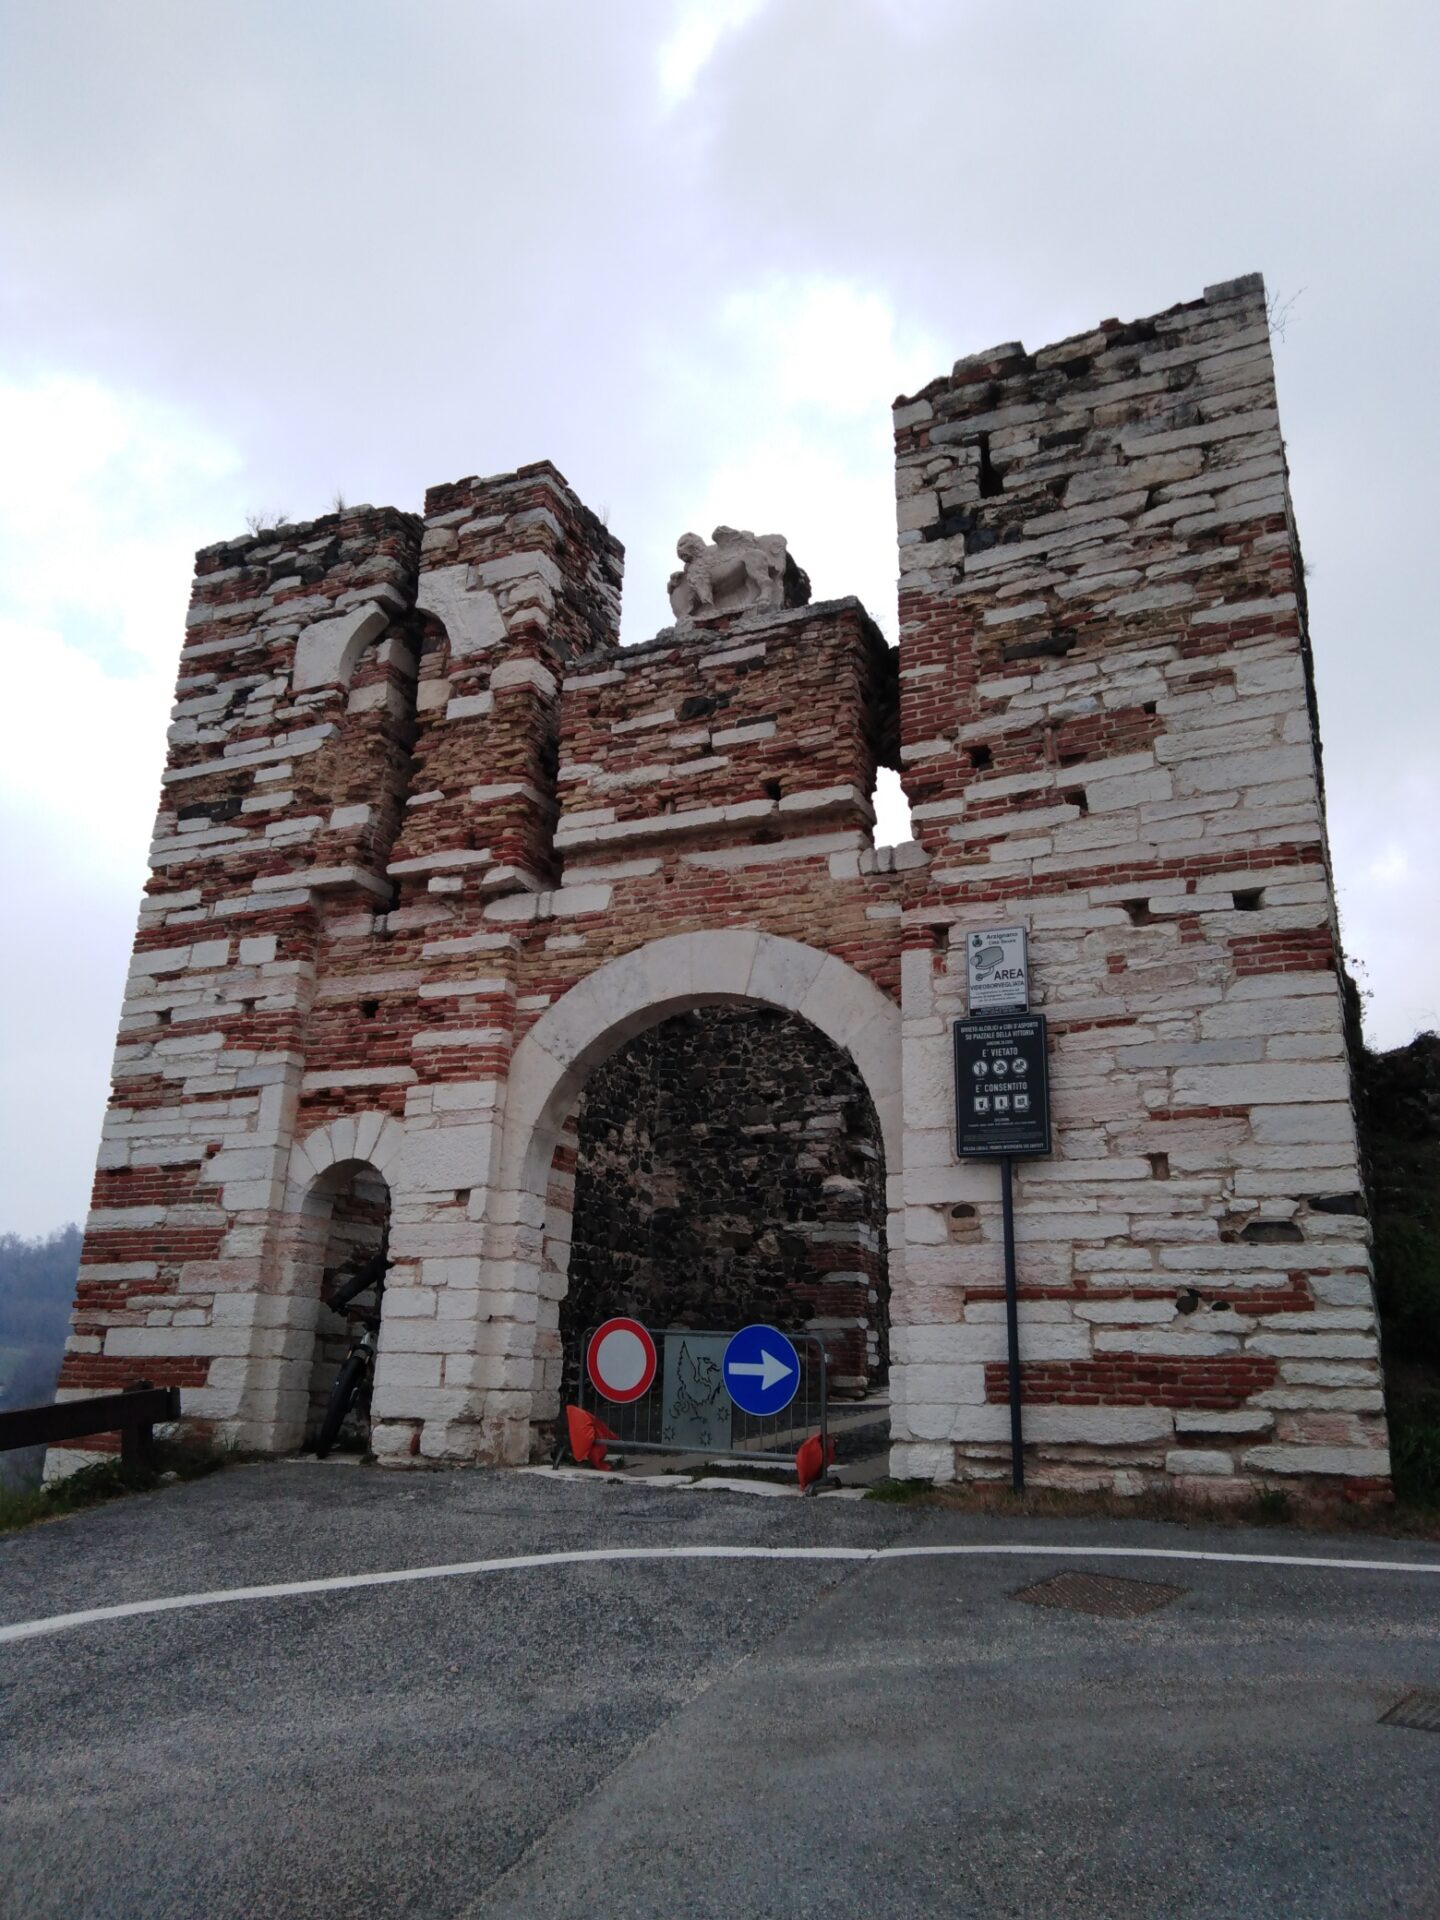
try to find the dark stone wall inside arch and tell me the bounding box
[562,1006,888,1392]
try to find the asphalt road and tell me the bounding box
[2,1463,1439,1919]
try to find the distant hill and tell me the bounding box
[0,1225,81,1489]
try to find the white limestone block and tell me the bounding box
[1200,994,1342,1039]
[105,1325,251,1358]
[200,1146,279,1188]
[1164,1450,1233,1475]
[329,803,373,831]
[1072,1300,1177,1324]
[1308,1274,1376,1308]
[1245,1333,1379,1361]
[902,1165,1000,1207]
[1175,1409,1274,1436]
[907,1323,1092,1366]
[373,1352,444,1389]
[1250,1104,1357,1144]
[292,604,390,693]
[380,1317,486,1356]
[417,564,506,657]
[490,657,558,699]
[888,1442,956,1483]
[897,1401,963,1441]
[445,692,495,722]
[1092,1328,1240,1357]
[1241,1445,1388,1478]
[893,1363,989,1405]
[551,884,612,917]
[1085,770,1176,812]
[1170,1063,1351,1106]
[395,1123,496,1195]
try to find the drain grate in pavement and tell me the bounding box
[1013,1570,1186,1617]
[1379,1689,1440,1733]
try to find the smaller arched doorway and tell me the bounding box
[302,1159,391,1449]
[277,1112,407,1454]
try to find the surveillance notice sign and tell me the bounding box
[953,1013,1051,1158]
[966,926,1029,1016]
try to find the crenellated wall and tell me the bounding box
[55,274,1389,1502]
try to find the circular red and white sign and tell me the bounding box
[586,1318,658,1404]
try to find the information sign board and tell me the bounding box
[966,926,1030,1015]
[953,1013,1051,1158]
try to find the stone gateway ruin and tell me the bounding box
[57,275,1389,1500]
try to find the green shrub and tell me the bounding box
[864,1477,934,1503]
[1389,1390,1440,1510]
[1374,1210,1440,1372]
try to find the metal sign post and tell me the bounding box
[953,1010,1052,1493]
[1000,1154,1023,1493]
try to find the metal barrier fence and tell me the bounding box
[559,1325,830,1471]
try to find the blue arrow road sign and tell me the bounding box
[722,1324,801,1418]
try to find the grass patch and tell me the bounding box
[0,1435,233,1536]
[865,1477,934,1504]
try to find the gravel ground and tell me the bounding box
[3,1461,1438,1919]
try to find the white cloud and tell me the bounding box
[628,275,944,641]
[1332,772,1440,1050]
[0,376,241,673]
[0,375,247,1231]
[656,0,771,111]
[1367,844,1410,887]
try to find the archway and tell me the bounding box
[474,931,902,1462]
[559,1005,889,1394]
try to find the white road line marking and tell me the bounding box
[2,1540,1437,1646]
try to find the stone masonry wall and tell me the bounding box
[55,275,1388,1502]
[563,1006,887,1389]
[888,273,1386,1497]
[56,461,909,1469]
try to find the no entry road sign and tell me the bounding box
[587,1318,658,1404]
[722,1325,801,1418]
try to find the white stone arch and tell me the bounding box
[466,931,903,1462]
[284,1111,407,1210]
[245,1111,407,1452]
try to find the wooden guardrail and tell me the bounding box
[0,1383,182,1471]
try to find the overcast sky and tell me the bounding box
[1,0,1436,1237]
